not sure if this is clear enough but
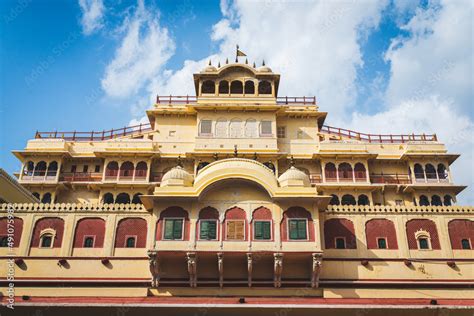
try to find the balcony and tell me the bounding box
[59,172,102,182]
[414,173,450,184]
[320,125,437,144]
[370,174,411,185]
[34,123,152,141]
[155,95,316,106]
[323,171,368,183]
[21,171,57,182]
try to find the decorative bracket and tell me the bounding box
[186,252,197,288]
[247,253,253,288]
[147,251,160,288]
[217,252,224,288]
[311,253,323,288]
[273,253,283,288]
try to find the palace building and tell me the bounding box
[1,58,473,314]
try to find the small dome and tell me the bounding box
[278,166,310,187]
[257,65,272,73]
[203,65,217,72]
[161,166,193,187]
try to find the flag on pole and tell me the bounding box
[236,45,247,57]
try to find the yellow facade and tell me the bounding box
[1,61,473,308]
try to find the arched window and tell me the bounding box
[338,163,353,181]
[102,193,114,204]
[0,237,8,247]
[325,163,337,181]
[425,164,436,180]
[448,219,473,250]
[324,218,356,249]
[198,207,219,241]
[73,218,105,248]
[32,192,40,199]
[132,193,142,204]
[443,195,453,206]
[215,119,227,137]
[244,119,257,138]
[258,80,272,94]
[365,219,398,249]
[24,161,34,176]
[40,233,53,248]
[41,193,52,204]
[83,237,94,248]
[46,161,58,177]
[115,193,130,204]
[417,235,430,249]
[406,219,440,250]
[357,194,369,206]
[157,207,190,241]
[461,239,471,250]
[354,163,366,181]
[135,161,147,179]
[437,164,448,180]
[414,163,424,180]
[201,80,215,94]
[329,194,340,206]
[34,161,47,176]
[244,80,255,94]
[431,195,442,206]
[419,195,430,206]
[126,237,136,248]
[218,80,229,94]
[341,194,356,206]
[229,119,242,138]
[230,80,243,94]
[115,218,147,248]
[105,161,119,178]
[120,161,134,179]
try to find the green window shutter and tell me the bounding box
[289,220,298,240]
[208,221,217,239]
[164,220,174,239]
[254,221,263,239]
[262,222,271,240]
[200,221,209,240]
[297,220,307,239]
[173,219,183,239]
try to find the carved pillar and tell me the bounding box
[217,252,224,288]
[273,253,283,288]
[311,253,323,288]
[186,252,197,288]
[247,253,253,288]
[148,251,159,287]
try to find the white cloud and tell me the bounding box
[346,0,474,204]
[78,0,105,35]
[101,0,175,98]
[347,97,474,205]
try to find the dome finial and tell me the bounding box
[208,59,212,66]
[289,155,295,167]
[177,155,183,167]
[225,58,229,64]
[213,153,219,161]
[252,61,256,68]
[245,58,248,64]
[218,61,221,67]
[262,59,266,66]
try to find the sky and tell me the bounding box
[0,0,472,204]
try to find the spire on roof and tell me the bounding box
[218,61,221,67]
[245,58,248,64]
[225,58,229,64]
[252,62,256,68]
[208,60,212,66]
[262,60,266,66]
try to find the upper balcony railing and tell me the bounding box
[35,123,153,141]
[156,95,316,105]
[320,125,437,143]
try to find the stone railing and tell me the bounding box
[0,203,147,213]
[327,205,474,214]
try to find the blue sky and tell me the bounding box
[0,0,472,203]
